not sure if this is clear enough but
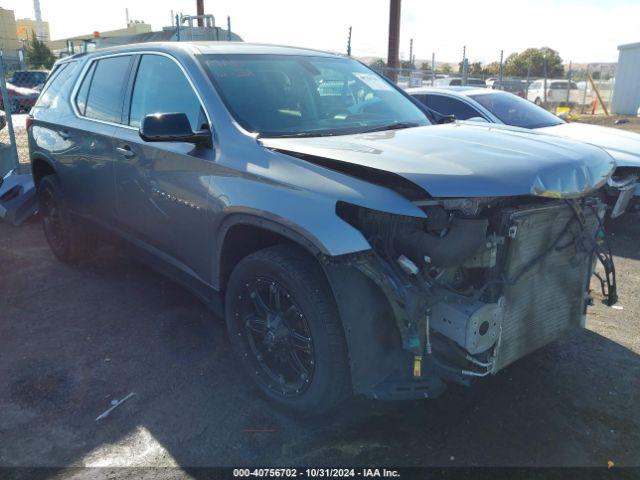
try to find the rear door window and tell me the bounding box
[551,82,568,90]
[81,55,133,124]
[424,94,482,120]
[75,61,96,116]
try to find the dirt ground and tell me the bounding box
[1,114,640,475]
[573,114,640,133]
[1,206,639,473]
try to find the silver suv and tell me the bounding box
[28,42,616,414]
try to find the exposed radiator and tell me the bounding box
[493,203,599,371]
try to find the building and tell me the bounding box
[16,18,51,43]
[51,17,242,56]
[49,21,153,54]
[611,42,640,115]
[0,7,21,65]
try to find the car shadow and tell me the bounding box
[606,210,640,261]
[1,220,639,474]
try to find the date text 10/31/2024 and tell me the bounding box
[233,468,401,478]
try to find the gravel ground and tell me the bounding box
[1,114,639,475]
[573,114,640,133]
[1,211,639,473]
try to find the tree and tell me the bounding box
[482,61,501,76]
[441,64,452,74]
[369,58,387,70]
[400,59,414,70]
[420,62,432,72]
[503,47,564,78]
[470,62,483,75]
[26,33,56,69]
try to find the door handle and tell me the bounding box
[116,145,136,159]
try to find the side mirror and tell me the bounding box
[139,113,211,146]
[438,114,456,125]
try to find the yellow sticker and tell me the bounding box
[413,356,422,377]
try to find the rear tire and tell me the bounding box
[38,175,96,263]
[534,97,543,106]
[225,244,351,415]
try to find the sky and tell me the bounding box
[3,0,639,63]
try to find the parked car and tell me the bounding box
[486,78,527,97]
[434,77,486,87]
[29,43,617,414]
[407,87,640,217]
[526,79,579,106]
[0,82,39,113]
[10,70,49,89]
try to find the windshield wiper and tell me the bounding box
[257,121,423,139]
[360,121,422,134]
[257,131,340,139]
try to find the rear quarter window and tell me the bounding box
[34,62,79,110]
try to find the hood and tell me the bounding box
[260,123,615,198]
[537,122,640,168]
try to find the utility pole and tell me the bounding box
[387,0,401,82]
[566,60,572,104]
[543,52,548,107]
[461,45,467,85]
[431,52,436,85]
[346,26,352,56]
[196,0,204,26]
[227,16,232,41]
[409,38,413,68]
[498,49,504,88]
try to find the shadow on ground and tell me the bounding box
[1,218,639,473]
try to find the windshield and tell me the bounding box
[201,54,429,137]
[469,91,565,129]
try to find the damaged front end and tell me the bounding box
[606,167,640,218]
[323,195,615,400]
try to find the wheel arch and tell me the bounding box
[214,212,329,293]
[31,155,57,188]
[216,212,406,397]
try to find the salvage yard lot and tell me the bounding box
[0,212,639,471]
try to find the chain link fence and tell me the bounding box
[0,50,623,183]
[0,57,42,178]
[374,63,617,116]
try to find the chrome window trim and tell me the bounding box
[70,50,213,133]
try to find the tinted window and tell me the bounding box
[201,54,429,137]
[83,56,132,123]
[424,94,482,120]
[75,61,96,116]
[551,82,568,90]
[469,91,564,128]
[35,62,78,109]
[129,55,205,130]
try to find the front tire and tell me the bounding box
[38,175,96,263]
[225,245,351,415]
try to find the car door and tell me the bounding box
[112,53,215,284]
[59,55,133,222]
[424,94,486,121]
